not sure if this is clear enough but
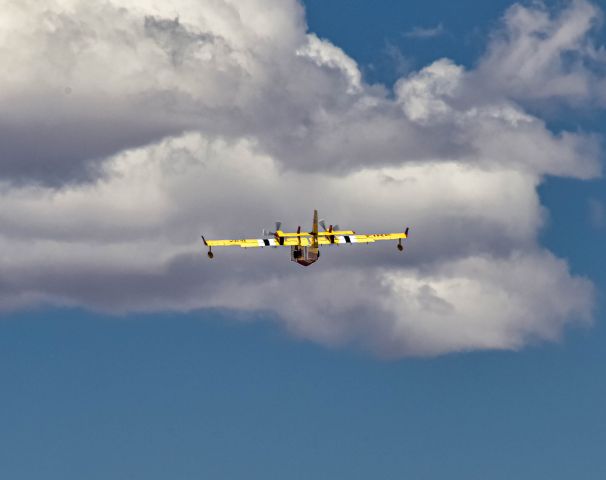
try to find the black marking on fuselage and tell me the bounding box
[344,235,351,243]
[263,239,270,246]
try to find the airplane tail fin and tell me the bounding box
[312,209,319,248]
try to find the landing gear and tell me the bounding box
[397,240,403,251]
[202,235,214,259]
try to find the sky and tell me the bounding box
[1,0,606,478]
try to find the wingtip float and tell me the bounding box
[202,209,410,267]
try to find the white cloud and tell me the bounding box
[476,0,606,105]
[297,33,362,93]
[0,0,603,355]
[403,23,445,39]
[396,58,464,123]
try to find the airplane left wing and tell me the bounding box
[317,231,409,245]
[354,232,408,242]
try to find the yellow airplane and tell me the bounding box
[202,210,409,267]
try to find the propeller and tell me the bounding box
[320,219,340,232]
[262,221,282,237]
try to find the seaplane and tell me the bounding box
[201,210,409,267]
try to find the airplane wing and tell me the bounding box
[317,231,408,245]
[354,232,408,242]
[203,237,283,248]
[202,234,334,248]
[202,236,322,248]
[202,230,408,248]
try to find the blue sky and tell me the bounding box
[2,309,606,479]
[1,0,606,478]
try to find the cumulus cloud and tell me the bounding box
[0,0,603,355]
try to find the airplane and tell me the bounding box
[201,210,409,267]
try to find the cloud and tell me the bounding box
[475,0,606,105]
[588,198,606,229]
[381,41,415,77]
[403,23,446,39]
[0,0,603,356]
[0,0,309,183]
